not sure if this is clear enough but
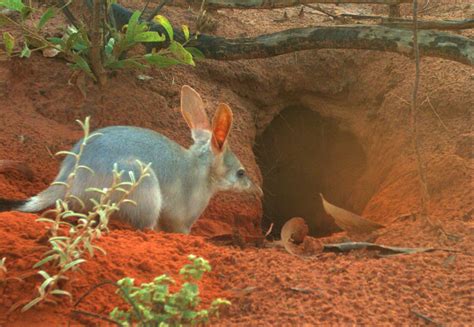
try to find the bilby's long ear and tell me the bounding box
[181,85,211,142]
[211,103,233,153]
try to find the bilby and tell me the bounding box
[0,86,262,234]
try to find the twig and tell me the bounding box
[410,309,444,327]
[57,0,80,29]
[45,145,55,159]
[89,0,107,86]
[304,4,336,18]
[140,0,152,18]
[72,309,121,326]
[411,0,433,228]
[178,0,412,9]
[425,96,449,133]
[418,3,441,15]
[381,18,474,30]
[147,0,172,22]
[73,280,144,322]
[303,6,474,30]
[420,0,430,12]
[73,280,115,307]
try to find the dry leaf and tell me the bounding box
[137,74,153,81]
[320,193,384,234]
[42,48,60,58]
[281,217,308,255]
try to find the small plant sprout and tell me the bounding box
[110,255,231,326]
[23,118,152,312]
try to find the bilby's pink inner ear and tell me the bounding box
[180,85,210,131]
[211,103,233,153]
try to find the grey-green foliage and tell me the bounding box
[23,117,152,312]
[0,0,203,80]
[110,255,231,326]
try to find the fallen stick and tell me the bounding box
[71,310,121,326]
[322,242,467,256]
[179,0,411,9]
[410,309,444,327]
[111,4,474,66]
[380,18,474,30]
[304,6,474,30]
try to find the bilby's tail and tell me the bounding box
[0,199,27,212]
[0,186,65,213]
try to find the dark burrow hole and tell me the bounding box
[254,106,367,237]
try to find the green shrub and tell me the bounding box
[110,255,230,326]
[0,0,201,85]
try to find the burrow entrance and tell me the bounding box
[254,106,367,237]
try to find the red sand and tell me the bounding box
[0,1,473,325]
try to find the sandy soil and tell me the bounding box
[0,0,473,325]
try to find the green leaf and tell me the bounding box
[20,42,31,58]
[55,150,77,157]
[0,0,25,12]
[47,37,64,45]
[49,236,70,241]
[39,276,56,295]
[182,25,190,41]
[169,41,194,66]
[152,15,173,41]
[185,47,205,61]
[63,258,86,272]
[125,11,141,43]
[65,31,89,53]
[144,54,181,68]
[92,245,106,255]
[21,297,42,312]
[71,55,94,79]
[38,7,55,30]
[164,304,178,315]
[33,254,58,268]
[134,31,166,43]
[2,32,14,56]
[182,310,198,320]
[104,37,115,56]
[20,5,31,19]
[37,270,51,280]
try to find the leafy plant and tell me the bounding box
[110,255,230,326]
[23,117,152,311]
[0,0,202,85]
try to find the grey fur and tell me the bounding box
[12,87,262,233]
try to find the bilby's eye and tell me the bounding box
[236,169,246,178]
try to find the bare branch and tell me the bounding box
[57,0,80,28]
[309,9,474,31]
[410,0,429,219]
[381,18,474,30]
[110,4,474,66]
[89,0,107,86]
[191,26,474,65]
[182,0,411,9]
[147,0,172,22]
